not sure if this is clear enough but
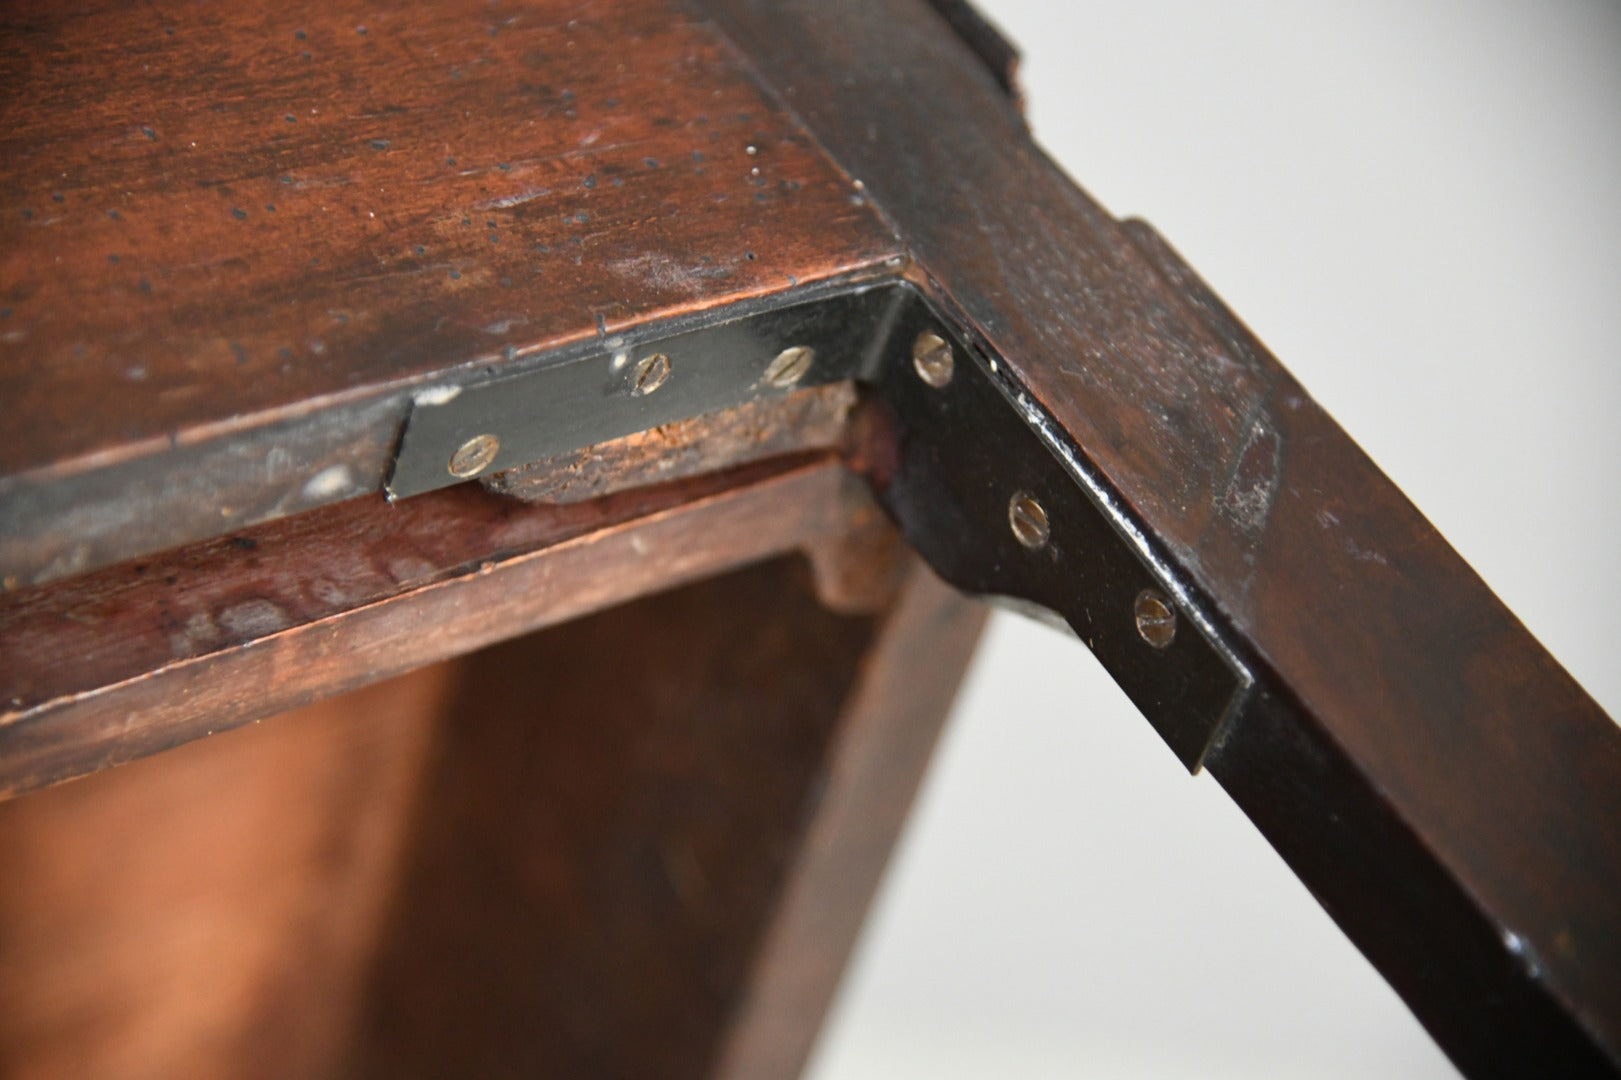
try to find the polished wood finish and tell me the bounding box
[0,0,900,585]
[1,4,984,1076]
[4,0,1618,1076]
[706,2,1621,1073]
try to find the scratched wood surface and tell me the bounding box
[708,1,1621,1074]
[0,0,898,584]
[485,381,858,503]
[8,0,1617,1074]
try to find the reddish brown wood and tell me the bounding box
[10,1,1614,1075]
[705,2,1621,1073]
[712,560,987,1079]
[0,455,887,798]
[0,663,452,1080]
[0,0,900,585]
[344,554,981,1079]
[0,553,980,1079]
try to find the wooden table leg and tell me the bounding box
[348,554,985,1079]
[710,560,987,1079]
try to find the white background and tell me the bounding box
[806,2,1621,1077]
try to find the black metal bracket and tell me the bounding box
[386,279,1252,770]
[386,278,902,499]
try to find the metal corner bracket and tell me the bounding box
[386,278,1252,770]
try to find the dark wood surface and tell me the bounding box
[0,555,984,1079]
[705,1,1621,1074]
[0,0,900,585]
[352,556,983,1079]
[4,0,1618,1075]
[0,453,895,798]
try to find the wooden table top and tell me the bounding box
[0,0,899,583]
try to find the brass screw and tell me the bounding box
[1134,589,1178,649]
[912,331,954,387]
[448,433,500,478]
[631,352,671,396]
[764,345,815,388]
[1008,491,1049,549]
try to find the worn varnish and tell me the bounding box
[707,1,1621,1073]
[0,4,975,1077]
[485,381,858,503]
[0,0,899,584]
[6,0,1620,1076]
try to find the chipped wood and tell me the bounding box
[484,382,859,504]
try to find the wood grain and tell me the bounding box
[0,663,452,1080]
[704,1,1621,1073]
[712,559,987,1079]
[346,558,887,1078]
[0,455,892,798]
[10,0,1613,1073]
[0,0,900,585]
[0,554,982,1079]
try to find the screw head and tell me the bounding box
[763,345,815,388]
[631,352,671,396]
[912,331,954,388]
[1008,491,1050,549]
[1134,589,1178,649]
[448,433,500,478]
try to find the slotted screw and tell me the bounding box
[631,352,671,396]
[1134,589,1178,649]
[1008,491,1050,549]
[448,433,500,478]
[764,345,815,388]
[912,331,954,387]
